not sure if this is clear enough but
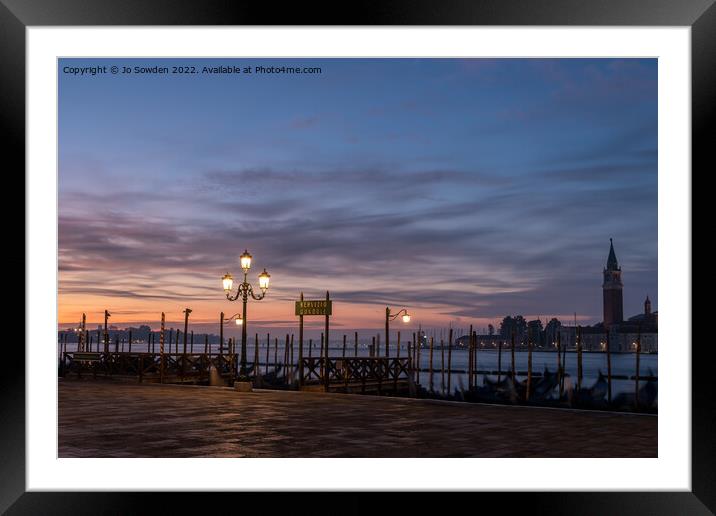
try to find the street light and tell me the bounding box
[221,249,270,382]
[385,306,411,358]
[240,249,252,272]
[258,269,271,290]
[222,313,243,326]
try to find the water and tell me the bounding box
[409,348,656,396]
[59,340,656,397]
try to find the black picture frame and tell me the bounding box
[6,0,710,513]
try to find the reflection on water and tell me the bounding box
[59,341,655,398]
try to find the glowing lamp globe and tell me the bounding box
[240,249,253,272]
[258,269,271,291]
[402,313,411,323]
[222,273,234,292]
[235,316,243,326]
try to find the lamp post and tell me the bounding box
[221,249,270,382]
[385,307,411,358]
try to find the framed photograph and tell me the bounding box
[9,0,710,512]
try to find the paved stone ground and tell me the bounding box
[58,380,657,458]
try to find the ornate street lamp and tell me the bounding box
[385,306,411,357]
[221,249,270,382]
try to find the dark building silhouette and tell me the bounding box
[602,238,624,330]
[557,241,658,352]
[626,295,658,328]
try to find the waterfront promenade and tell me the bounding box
[58,380,657,458]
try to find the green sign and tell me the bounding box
[295,300,332,316]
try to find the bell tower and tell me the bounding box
[602,238,623,329]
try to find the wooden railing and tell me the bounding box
[61,351,236,383]
[300,356,411,391]
[61,352,413,393]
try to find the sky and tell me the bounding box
[58,58,658,337]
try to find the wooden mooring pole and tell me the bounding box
[104,310,110,353]
[229,336,233,371]
[103,309,110,354]
[290,334,294,384]
[635,325,642,410]
[429,336,434,392]
[319,333,324,378]
[407,332,413,377]
[159,312,165,384]
[385,306,390,358]
[79,313,86,351]
[526,334,533,401]
[324,291,330,392]
[447,327,453,395]
[557,331,563,398]
[284,334,290,381]
[274,337,279,372]
[182,308,191,355]
[219,312,224,360]
[468,324,473,389]
[472,330,478,387]
[560,330,568,394]
[606,330,612,404]
[298,293,304,387]
[254,333,260,378]
[497,339,503,383]
[510,330,516,380]
[577,326,583,391]
[416,328,421,385]
[440,338,445,394]
[266,333,271,374]
[409,332,415,381]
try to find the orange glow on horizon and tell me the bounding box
[58,291,595,333]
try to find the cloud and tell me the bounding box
[58,152,656,324]
[57,58,658,325]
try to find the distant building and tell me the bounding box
[602,238,624,330]
[455,334,522,349]
[558,239,657,353]
[556,324,657,353]
[452,239,656,353]
[627,295,658,327]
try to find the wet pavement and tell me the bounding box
[58,379,657,458]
